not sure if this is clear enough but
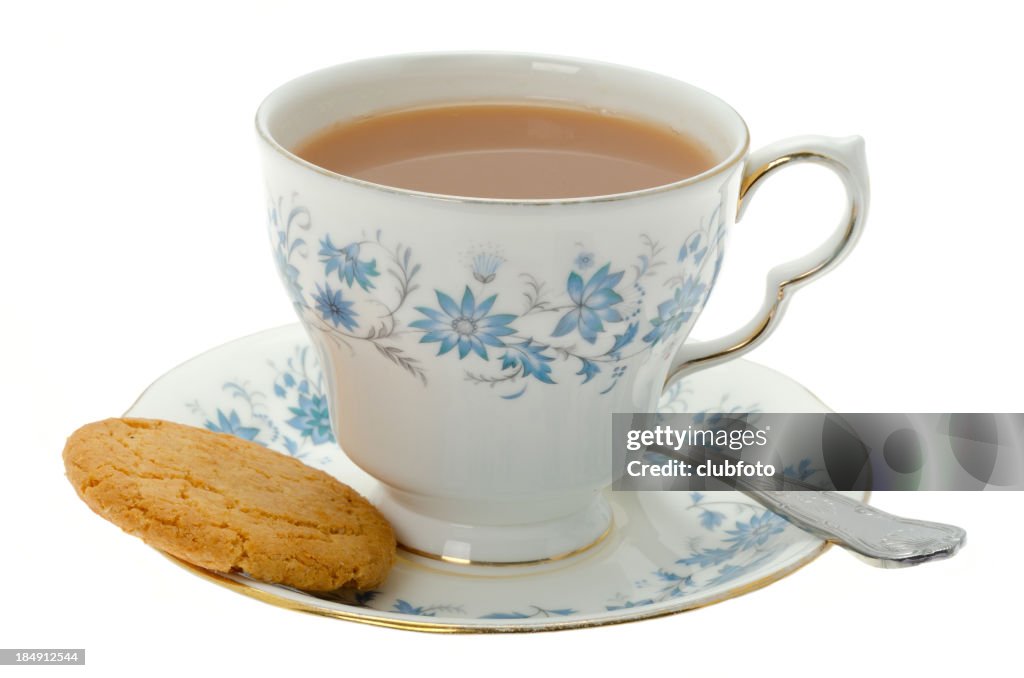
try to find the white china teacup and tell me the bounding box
[256,52,869,564]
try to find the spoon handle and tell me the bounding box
[745,489,966,568]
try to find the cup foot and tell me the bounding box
[371,487,614,565]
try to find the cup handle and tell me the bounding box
[666,135,870,385]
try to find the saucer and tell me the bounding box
[126,324,865,632]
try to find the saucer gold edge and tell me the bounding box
[132,324,864,633]
[160,541,834,634]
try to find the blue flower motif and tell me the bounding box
[286,393,334,444]
[708,552,777,586]
[606,598,655,611]
[471,253,503,284]
[642,276,707,345]
[393,600,435,617]
[655,569,687,583]
[723,511,786,551]
[312,282,359,331]
[609,322,639,355]
[329,589,380,607]
[676,547,737,568]
[678,231,708,265]
[481,607,577,619]
[575,251,595,270]
[273,247,304,308]
[411,287,517,360]
[319,236,379,291]
[500,339,556,384]
[552,263,625,344]
[699,509,726,530]
[205,409,260,441]
[576,358,600,384]
[352,590,379,607]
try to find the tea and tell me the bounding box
[291,103,716,199]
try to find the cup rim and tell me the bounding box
[255,51,751,206]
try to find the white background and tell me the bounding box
[3,1,1022,675]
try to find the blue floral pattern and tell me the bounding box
[410,288,517,359]
[286,393,333,445]
[606,491,799,610]
[267,194,727,398]
[552,264,626,344]
[642,276,707,346]
[268,198,311,312]
[500,339,555,385]
[320,236,379,291]
[205,409,259,441]
[168,328,841,625]
[312,282,358,331]
[471,252,503,284]
[678,231,709,266]
[359,484,812,617]
[188,345,336,461]
[678,202,727,285]
[320,478,814,619]
[574,251,595,270]
[723,511,787,551]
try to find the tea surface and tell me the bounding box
[292,103,716,199]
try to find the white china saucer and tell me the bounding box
[126,324,865,632]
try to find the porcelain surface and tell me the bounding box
[255,55,867,562]
[126,324,865,632]
[256,53,760,561]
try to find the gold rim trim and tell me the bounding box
[739,151,861,288]
[396,519,613,567]
[132,325,862,633]
[669,149,863,377]
[160,536,841,634]
[255,51,751,207]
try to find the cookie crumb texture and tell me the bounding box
[63,418,396,591]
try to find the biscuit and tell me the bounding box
[63,418,395,591]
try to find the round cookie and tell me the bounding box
[63,417,395,591]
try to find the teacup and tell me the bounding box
[256,52,869,564]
